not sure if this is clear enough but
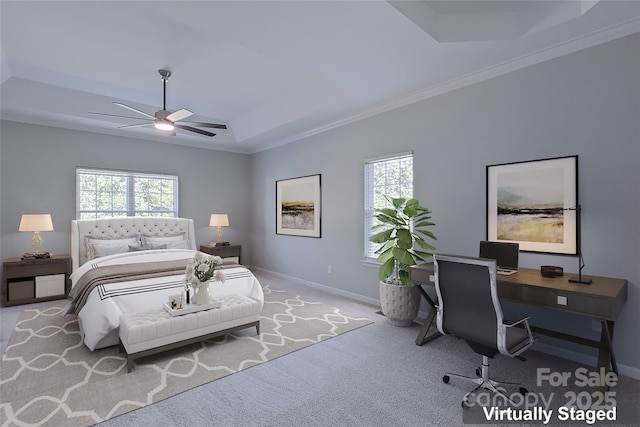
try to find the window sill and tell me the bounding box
[361,258,381,268]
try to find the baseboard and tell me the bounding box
[533,341,640,381]
[248,266,381,307]
[248,265,640,381]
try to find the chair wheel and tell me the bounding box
[519,387,528,395]
[475,368,481,377]
[443,375,450,384]
[462,400,471,410]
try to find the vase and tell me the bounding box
[192,281,212,305]
[379,281,420,326]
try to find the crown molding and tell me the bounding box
[254,17,640,154]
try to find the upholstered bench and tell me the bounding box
[119,294,261,372]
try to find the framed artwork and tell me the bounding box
[486,155,578,255]
[276,174,321,238]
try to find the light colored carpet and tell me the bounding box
[0,285,372,426]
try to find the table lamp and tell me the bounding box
[19,214,54,258]
[209,214,229,246]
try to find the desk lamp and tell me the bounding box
[566,205,592,284]
[209,214,229,246]
[19,214,54,258]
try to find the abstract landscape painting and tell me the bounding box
[486,156,577,254]
[276,174,321,237]
[496,167,564,243]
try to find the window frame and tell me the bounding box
[76,167,179,219]
[363,152,414,264]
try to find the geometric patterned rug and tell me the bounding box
[0,285,372,426]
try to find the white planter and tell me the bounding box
[379,281,420,326]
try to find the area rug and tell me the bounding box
[0,286,372,426]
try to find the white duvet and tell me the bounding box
[67,249,264,350]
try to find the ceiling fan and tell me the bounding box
[90,69,227,137]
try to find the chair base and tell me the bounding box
[443,355,527,407]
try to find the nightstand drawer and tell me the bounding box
[8,280,35,301]
[200,244,242,264]
[35,274,66,298]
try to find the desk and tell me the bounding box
[409,264,627,375]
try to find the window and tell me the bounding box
[76,168,178,219]
[364,152,413,262]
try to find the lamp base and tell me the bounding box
[568,276,592,284]
[214,241,230,247]
[21,251,51,260]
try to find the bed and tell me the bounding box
[67,217,264,350]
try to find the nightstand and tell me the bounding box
[2,254,72,306]
[200,244,242,264]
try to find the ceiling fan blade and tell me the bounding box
[166,109,193,122]
[118,122,153,129]
[113,102,155,119]
[89,112,150,120]
[177,121,227,130]
[175,124,216,137]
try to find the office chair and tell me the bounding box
[433,254,536,408]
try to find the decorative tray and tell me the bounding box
[163,300,222,316]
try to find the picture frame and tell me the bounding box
[486,155,578,255]
[276,174,321,238]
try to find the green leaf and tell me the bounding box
[415,239,437,251]
[376,246,394,262]
[392,247,415,265]
[413,220,435,228]
[369,229,393,243]
[378,258,395,281]
[396,228,412,249]
[399,269,414,287]
[389,197,404,209]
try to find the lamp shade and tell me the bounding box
[209,214,229,227]
[19,214,54,232]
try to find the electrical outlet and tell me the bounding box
[592,320,602,332]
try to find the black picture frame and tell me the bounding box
[276,174,322,238]
[486,155,578,255]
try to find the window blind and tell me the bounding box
[363,152,413,261]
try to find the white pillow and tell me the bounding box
[141,232,186,245]
[85,235,139,260]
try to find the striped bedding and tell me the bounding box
[67,249,264,350]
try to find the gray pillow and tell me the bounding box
[128,243,168,252]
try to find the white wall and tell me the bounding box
[249,34,640,375]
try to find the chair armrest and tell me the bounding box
[503,316,531,327]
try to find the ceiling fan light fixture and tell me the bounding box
[154,119,174,131]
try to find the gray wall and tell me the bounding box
[250,34,640,375]
[0,123,253,261]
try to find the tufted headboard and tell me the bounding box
[71,217,196,271]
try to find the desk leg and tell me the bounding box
[597,320,617,376]
[414,284,441,346]
[415,306,440,346]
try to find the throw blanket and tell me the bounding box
[69,259,189,313]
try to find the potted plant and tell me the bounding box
[370,196,437,326]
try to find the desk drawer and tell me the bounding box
[501,283,612,319]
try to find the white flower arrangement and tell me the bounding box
[184,252,225,289]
